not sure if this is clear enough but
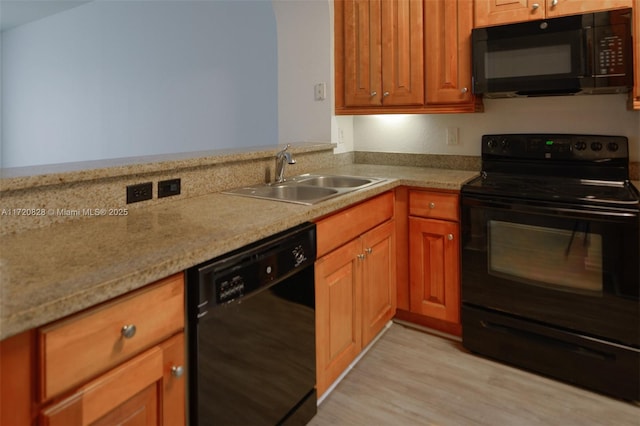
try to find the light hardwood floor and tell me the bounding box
[309,323,640,426]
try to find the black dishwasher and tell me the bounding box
[187,222,317,426]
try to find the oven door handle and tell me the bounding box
[463,196,638,220]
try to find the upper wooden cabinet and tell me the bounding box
[342,0,424,107]
[474,0,633,27]
[425,0,474,105]
[335,0,480,114]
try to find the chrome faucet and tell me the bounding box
[274,144,296,183]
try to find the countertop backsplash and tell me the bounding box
[1,144,636,236]
[0,143,348,235]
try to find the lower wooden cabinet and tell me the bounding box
[0,273,186,426]
[314,193,396,397]
[315,238,363,397]
[409,217,460,323]
[397,189,462,336]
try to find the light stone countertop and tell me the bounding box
[0,164,478,340]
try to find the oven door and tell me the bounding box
[461,194,639,348]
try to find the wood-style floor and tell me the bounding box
[309,323,640,426]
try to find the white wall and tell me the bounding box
[273,0,332,146]
[353,95,640,162]
[1,0,279,168]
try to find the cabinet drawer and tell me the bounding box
[39,273,184,401]
[409,190,459,221]
[315,192,394,257]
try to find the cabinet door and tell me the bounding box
[474,0,541,27]
[545,0,632,18]
[342,0,423,107]
[361,220,397,346]
[380,0,424,106]
[343,0,382,106]
[160,333,186,426]
[315,239,363,397]
[409,217,460,323]
[425,0,474,104]
[40,346,164,426]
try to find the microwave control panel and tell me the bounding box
[594,25,629,77]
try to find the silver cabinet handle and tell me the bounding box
[429,202,436,209]
[532,3,539,10]
[121,324,136,339]
[365,247,373,254]
[171,365,185,378]
[460,87,468,94]
[370,91,377,97]
[447,234,454,241]
[383,91,390,97]
[357,253,366,260]
[551,0,558,7]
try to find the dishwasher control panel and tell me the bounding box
[189,222,317,314]
[219,275,246,303]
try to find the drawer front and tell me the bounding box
[39,273,184,401]
[409,190,459,221]
[315,191,394,257]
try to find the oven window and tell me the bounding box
[488,220,603,294]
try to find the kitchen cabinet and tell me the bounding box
[397,190,462,336]
[424,0,474,105]
[339,0,424,107]
[314,192,396,397]
[0,273,186,426]
[335,0,480,114]
[474,0,632,27]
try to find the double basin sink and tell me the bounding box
[223,174,387,205]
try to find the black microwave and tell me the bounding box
[472,8,633,98]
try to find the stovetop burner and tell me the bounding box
[463,134,639,211]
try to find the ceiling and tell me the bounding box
[1,0,91,32]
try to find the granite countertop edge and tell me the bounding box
[0,165,478,341]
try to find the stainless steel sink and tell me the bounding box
[222,174,386,205]
[225,184,339,204]
[293,175,374,188]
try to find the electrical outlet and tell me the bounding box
[158,178,181,198]
[126,182,153,204]
[446,127,459,146]
[314,82,326,101]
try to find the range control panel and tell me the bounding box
[482,134,629,160]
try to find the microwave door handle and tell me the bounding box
[583,28,594,77]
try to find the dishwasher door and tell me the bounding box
[187,223,317,426]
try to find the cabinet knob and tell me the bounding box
[460,87,468,94]
[383,91,390,97]
[550,0,558,7]
[365,247,373,254]
[171,365,185,378]
[121,324,136,339]
[429,202,436,209]
[531,3,540,10]
[370,91,377,97]
[357,253,366,260]
[447,234,454,241]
